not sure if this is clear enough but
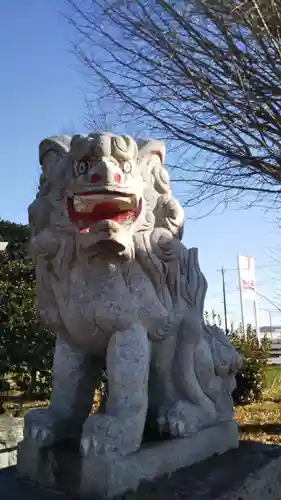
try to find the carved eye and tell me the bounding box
[74,159,91,177]
[123,161,132,174]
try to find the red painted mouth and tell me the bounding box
[67,192,142,232]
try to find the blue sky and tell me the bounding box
[1,0,280,328]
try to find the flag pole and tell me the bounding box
[237,255,246,339]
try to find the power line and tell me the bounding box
[221,265,274,272]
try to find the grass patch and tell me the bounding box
[236,365,281,444]
[263,365,281,402]
[235,402,281,444]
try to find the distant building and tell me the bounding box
[260,325,281,340]
[260,326,281,333]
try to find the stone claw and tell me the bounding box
[157,401,201,438]
[168,418,185,438]
[23,408,78,448]
[32,427,39,441]
[26,423,53,447]
[80,436,95,457]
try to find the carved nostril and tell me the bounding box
[90,173,101,184]
[114,173,121,183]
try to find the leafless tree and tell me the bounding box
[65,0,281,211]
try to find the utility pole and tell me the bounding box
[220,267,228,334]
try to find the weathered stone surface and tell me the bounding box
[218,452,281,500]
[18,132,241,497]
[0,416,23,469]
[18,420,238,498]
[5,440,281,499]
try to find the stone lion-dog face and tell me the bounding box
[66,133,144,254]
[30,132,183,261]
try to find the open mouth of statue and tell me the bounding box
[67,192,142,232]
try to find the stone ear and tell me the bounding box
[39,136,73,167]
[154,195,185,239]
[138,139,166,166]
[138,139,169,194]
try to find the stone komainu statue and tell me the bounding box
[25,132,241,457]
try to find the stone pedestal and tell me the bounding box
[17,420,238,498]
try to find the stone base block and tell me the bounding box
[17,420,238,498]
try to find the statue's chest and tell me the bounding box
[52,260,169,340]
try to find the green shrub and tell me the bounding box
[228,325,271,404]
[0,219,55,397]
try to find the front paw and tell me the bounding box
[157,401,195,437]
[24,408,80,447]
[158,400,216,438]
[81,413,143,457]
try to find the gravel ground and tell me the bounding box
[1,441,281,500]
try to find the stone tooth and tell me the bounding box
[73,194,136,213]
[74,196,95,213]
[118,199,134,210]
[83,194,103,201]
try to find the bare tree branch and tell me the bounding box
[65,0,281,210]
